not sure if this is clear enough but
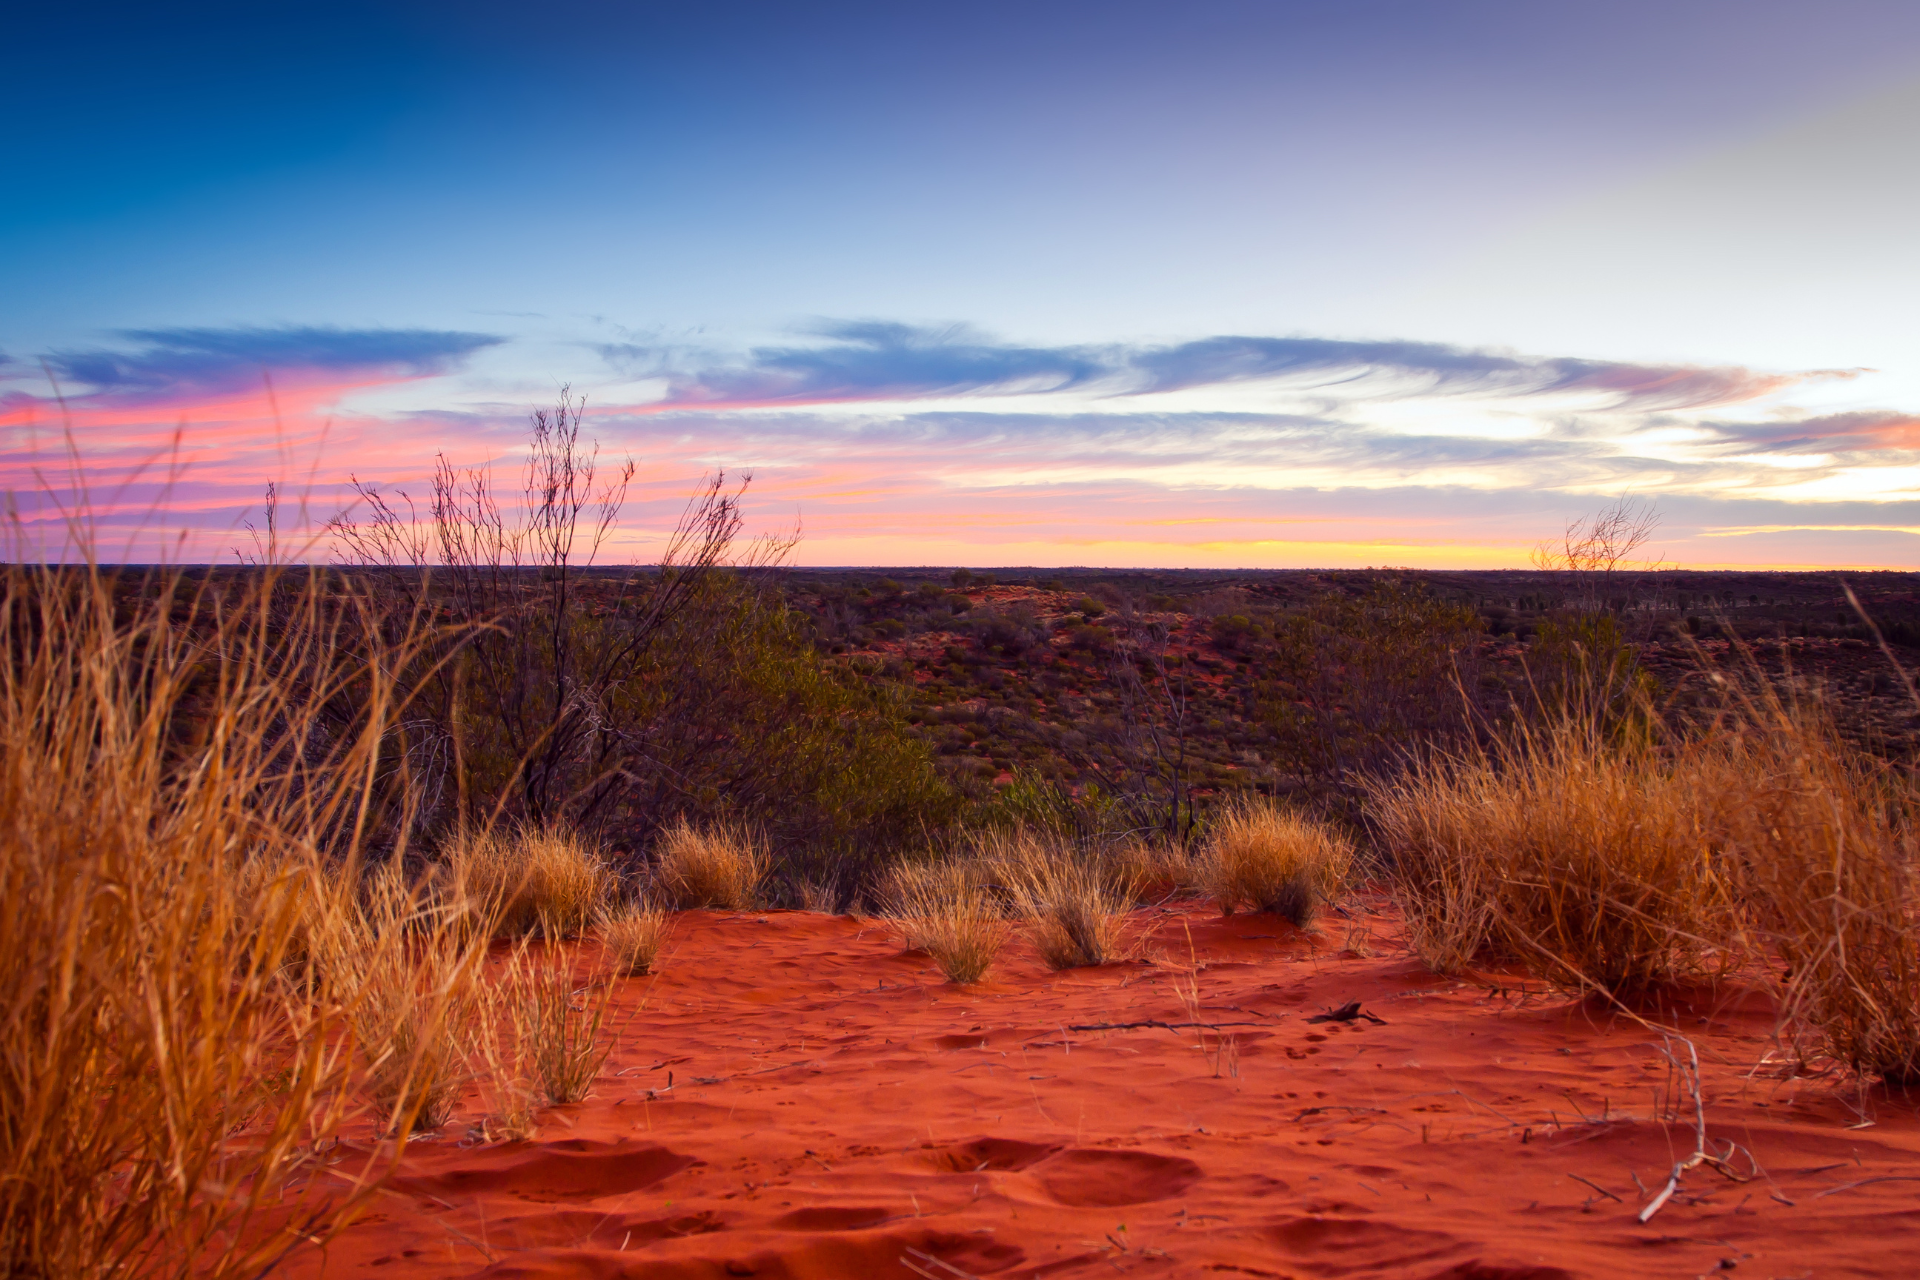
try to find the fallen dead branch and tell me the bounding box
[1060,1019,1269,1033]
[1638,1037,1755,1223]
[1306,1001,1387,1025]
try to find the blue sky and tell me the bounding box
[7,1,1920,565]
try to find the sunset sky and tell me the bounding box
[7,0,1920,567]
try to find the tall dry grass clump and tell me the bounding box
[1369,716,1735,990]
[1710,697,1920,1082]
[337,868,493,1133]
[0,560,444,1278]
[1196,798,1351,927]
[443,824,611,939]
[480,944,617,1114]
[653,818,766,909]
[598,898,675,976]
[884,860,1011,983]
[1113,838,1194,900]
[985,831,1139,969]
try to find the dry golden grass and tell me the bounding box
[486,944,617,1107]
[442,825,612,939]
[470,977,540,1144]
[1368,715,1736,991]
[0,560,445,1278]
[339,868,491,1133]
[1371,660,1920,1084]
[653,818,766,910]
[1196,798,1352,927]
[985,831,1140,970]
[1114,838,1194,900]
[599,898,675,976]
[884,860,1011,983]
[1707,694,1920,1083]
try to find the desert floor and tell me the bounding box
[288,900,1920,1279]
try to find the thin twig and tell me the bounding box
[1060,1019,1268,1033]
[1569,1173,1622,1203]
[1813,1175,1920,1199]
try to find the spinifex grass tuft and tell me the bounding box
[443,824,612,939]
[654,818,767,910]
[885,860,1011,983]
[1196,798,1351,927]
[598,898,675,976]
[488,944,618,1107]
[1368,713,1736,991]
[985,831,1139,970]
[340,868,491,1133]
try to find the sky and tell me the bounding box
[5,0,1920,568]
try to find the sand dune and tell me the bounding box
[289,902,1920,1279]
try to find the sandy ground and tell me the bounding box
[285,901,1920,1279]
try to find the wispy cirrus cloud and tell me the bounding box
[1692,409,1920,456]
[36,325,505,399]
[4,317,1915,568]
[601,321,1845,413]
[1,325,509,556]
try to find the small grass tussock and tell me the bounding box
[883,859,1011,983]
[486,944,618,1108]
[598,898,674,976]
[984,831,1140,970]
[1368,715,1736,991]
[1114,838,1195,900]
[653,818,767,910]
[1195,798,1351,927]
[442,825,612,939]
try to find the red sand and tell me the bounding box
[289,902,1920,1279]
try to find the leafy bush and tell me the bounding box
[1254,579,1487,811]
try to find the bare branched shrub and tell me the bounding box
[0,559,444,1278]
[884,861,1011,983]
[443,825,611,939]
[329,391,775,837]
[986,832,1139,970]
[1531,494,1662,613]
[654,819,766,910]
[1197,798,1351,927]
[1369,716,1736,990]
[598,898,674,976]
